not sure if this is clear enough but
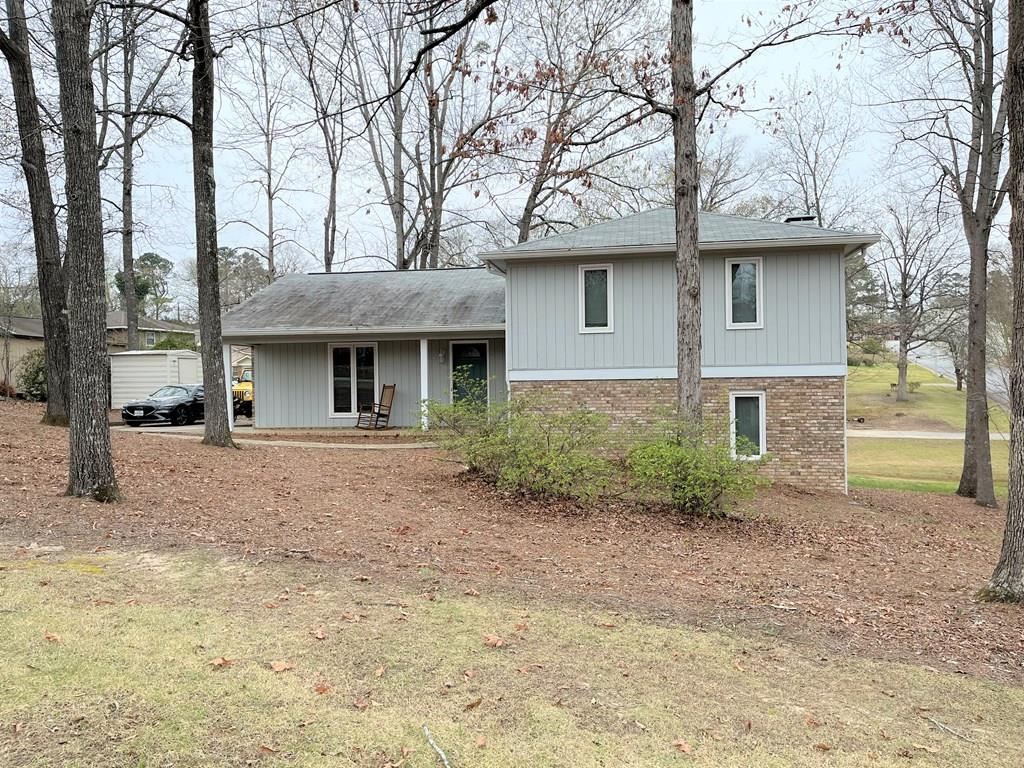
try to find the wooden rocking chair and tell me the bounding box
[356,384,395,430]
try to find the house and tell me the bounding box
[0,316,45,392]
[221,209,878,491]
[105,312,197,349]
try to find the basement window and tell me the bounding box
[730,391,766,459]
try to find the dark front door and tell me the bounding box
[451,342,488,403]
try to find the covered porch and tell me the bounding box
[222,334,506,430]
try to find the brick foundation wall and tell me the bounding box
[509,376,846,493]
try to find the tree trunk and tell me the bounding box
[324,161,338,272]
[120,6,138,350]
[985,0,1024,601]
[52,0,119,501]
[670,0,701,422]
[189,0,234,448]
[958,235,997,507]
[1,0,70,426]
[896,336,910,402]
[955,368,964,391]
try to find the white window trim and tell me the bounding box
[578,263,614,334]
[725,256,764,330]
[327,342,379,418]
[449,339,490,405]
[145,331,157,347]
[729,390,767,460]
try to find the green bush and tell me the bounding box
[152,332,197,351]
[626,421,768,518]
[16,347,47,401]
[426,368,615,503]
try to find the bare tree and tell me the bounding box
[876,201,964,401]
[768,74,866,226]
[985,0,1023,600]
[223,0,302,281]
[282,0,352,272]
[875,0,1007,507]
[111,4,183,349]
[0,0,71,425]
[495,0,666,243]
[188,0,234,447]
[52,0,119,500]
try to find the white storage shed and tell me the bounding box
[109,350,202,408]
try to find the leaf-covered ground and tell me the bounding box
[2,546,1022,768]
[1,399,1023,766]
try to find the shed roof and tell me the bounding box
[221,267,506,338]
[106,311,195,333]
[482,208,878,261]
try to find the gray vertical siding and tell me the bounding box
[506,251,846,373]
[253,336,507,429]
[427,337,506,405]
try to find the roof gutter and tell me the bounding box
[222,323,506,340]
[481,233,880,262]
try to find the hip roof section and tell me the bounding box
[222,267,506,337]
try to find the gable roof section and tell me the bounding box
[482,208,878,261]
[222,267,506,338]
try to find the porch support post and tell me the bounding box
[223,342,234,431]
[420,338,429,430]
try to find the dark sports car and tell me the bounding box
[122,385,205,427]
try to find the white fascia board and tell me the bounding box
[508,364,847,381]
[481,234,879,264]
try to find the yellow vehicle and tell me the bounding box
[232,368,253,417]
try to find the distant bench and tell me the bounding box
[889,382,921,394]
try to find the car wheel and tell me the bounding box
[185,408,197,426]
[171,407,188,427]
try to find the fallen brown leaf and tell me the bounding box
[672,738,692,755]
[43,631,60,643]
[311,628,327,640]
[464,697,483,711]
[313,681,330,695]
[375,665,387,678]
[258,744,277,754]
[464,587,480,597]
[814,743,832,752]
[353,696,370,711]
[483,633,505,648]
[269,660,295,673]
[209,656,234,668]
[475,735,487,748]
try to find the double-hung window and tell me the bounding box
[579,264,613,333]
[725,256,763,329]
[730,391,766,459]
[329,344,376,416]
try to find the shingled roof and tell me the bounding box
[222,267,505,338]
[482,208,878,261]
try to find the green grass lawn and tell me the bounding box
[2,547,1022,767]
[847,362,1009,433]
[849,437,1009,495]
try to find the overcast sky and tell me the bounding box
[0,0,892,305]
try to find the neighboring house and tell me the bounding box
[0,316,44,392]
[222,209,878,491]
[105,312,198,350]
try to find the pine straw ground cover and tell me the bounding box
[0,400,1022,764]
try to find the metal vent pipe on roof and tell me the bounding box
[783,214,818,225]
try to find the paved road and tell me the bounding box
[888,341,1009,407]
[847,428,1007,441]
